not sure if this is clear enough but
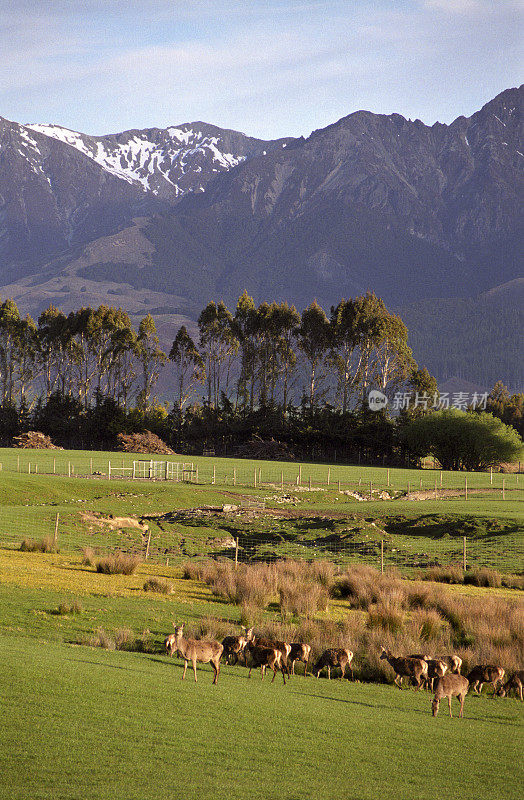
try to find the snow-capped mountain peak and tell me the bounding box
[25,121,283,199]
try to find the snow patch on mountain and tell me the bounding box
[26,122,247,197]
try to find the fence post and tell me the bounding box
[465,476,468,501]
[463,536,466,571]
[90,458,93,474]
[28,463,31,475]
[145,530,152,560]
[338,479,341,492]
[380,540,384,575]
[68,461,71,478]
[17,454,20,472]
[259,468,261,486]
[419,477,422,489]
[108,461,111,480]
[502,478,505,500]
[53,458,56,474]
[233,468,236,486]
[54,513,59,545]
[490,466,493,485]
[235,538,239,570]
[369,481,372,500]
[327,468,330,486]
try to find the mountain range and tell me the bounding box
[0,85,522,387]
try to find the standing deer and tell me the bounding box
[409,654,449,690]
[171,624,223,685]
[313,648,354,680]
[432,674,470,718]
[380,648,428,690]
[467,665,505,694]
[437,655,462,674]
[222,627,253,665]
[244,641,288,684]
[252,636,291,666]
[496,671,524,701]
[289,643,312,676]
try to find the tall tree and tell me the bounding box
[169,326,205,411]
[198,301,238,408]
[297,301,331,408]
[136,314,166,412]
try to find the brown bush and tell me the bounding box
[57,600,83,615]
[278,580,329,619]
[20,536,58,554]
[421,566,465,584]
[81,547,97,567]
[96,552,141,575]
[117,431,174,454]
[464,568,502,588]
[143,577,173,594]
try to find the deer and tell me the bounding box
[495,670,524,701]
[244,641,289,684]
[313,648,354,680]
[252,635,292,666]
[436,655,462,674]
[466,664,505,695]
[171,624,224,685]
[380,648,428,690]
[432,674,470,718]
[222,627,253,665]
[289,643,312,676]
[411,657,448,692]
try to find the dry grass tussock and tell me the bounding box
[57,600,82,615]
[20,536,58,554]
[179,558,523,684]
[95,552,141,575]
[143,577,173,594]
[85,627,154,652]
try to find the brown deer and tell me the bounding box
[244,642,288,684]
[495,670,524,701]
[289,643,312,676]
[313,648,354,680]
[222,627,253,665]
[409,654,449,690]
[380,648,428,690]
[437,655,462,674]
[171,624,223,685]
[432,674,470,717]
[466,665,505,694]
[253,635,291,666]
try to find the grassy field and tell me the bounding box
[1,635,522,800]
[0,447,522,798]
[0,446,521,571]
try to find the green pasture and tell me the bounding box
[0,444,522,571]
[0,535,522,800]
[0,634,522,800]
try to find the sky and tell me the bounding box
[0,0,521,139]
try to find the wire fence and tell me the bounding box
[0,450,522,502]
[0,505,522,575]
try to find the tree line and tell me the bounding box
[0,293,521,465]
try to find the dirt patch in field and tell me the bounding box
[79,511,149,532]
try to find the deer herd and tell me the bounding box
[164,624,522,717]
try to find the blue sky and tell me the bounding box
[0,0,521,138]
